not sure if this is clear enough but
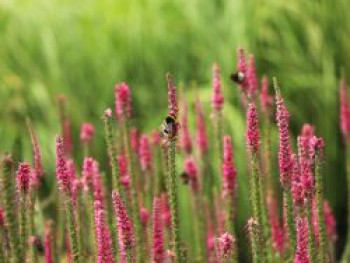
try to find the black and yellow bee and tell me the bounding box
[159,115,177,140]
[180,171,190,185]
[230,71,246,85]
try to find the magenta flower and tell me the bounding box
[246,103,260,154]
[0,207,4,227]
[167,73,179,120]
[140,206,149,227]
[323,201,337,241]
[82,157,95,191]
[161,194,172,229]
[44,221,53,263]
[94,201,115,263]
[180,101,192,155]
[117,153,131,189]
[340,78,350,139]
[56,135,71,195]
[267,192,284,253]
[139,134,153,172]
[67,159,80,207]
[80,122,95,144]
[291,154,305,207]
[247,54,258,98]
[115,82,132,120]
[28,122,44,180]
[260,76,273,115]
[152,197,165,263]
[297,137,314,198]
[216,232,235,259]
[152,130,162,146]
[63,119,73,156]
[211,63,224,112]
[295,216,309,263]
[222,135,237,197]
[112,191,134,263]
[195,98,208,156]
[130,128,139,155]
[184,157,199,193]
[276,93,293,188]
[16,162,31,193]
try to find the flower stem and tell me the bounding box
[1,156,22,263]
[306,200,316,262]
[341,141,350,262]
[20,194,28,261]
[284,189,296,256]
[168,139,182,262]
[65,197,80,263]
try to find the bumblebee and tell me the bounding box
[180,171,190,185]
[230,71,246,85]
[159,115,177,140]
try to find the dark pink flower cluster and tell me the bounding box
[340,78,350,139]
[211,63,224,112]
[44,221,53,263]
[184,157,199,193]
[294,216,309,263]
[139,206,149,227]
[94,201,115,263]
[180,101,192,155]
[222,135,237,197]
[115,82,132,120]
[246,103,260,154]
[291,155,305,206]
[139,135,153,172]
[130,128,139,155]
[247,55,258,98]
[112,191,134,261]
[161,194,172,229]
[28,123,44,180]
[260,76,273,115]
[323,201,337,241]
[16,162,31,193]
[216,232,235,259]
[80,122,95,144]
[56,136,71,195]
[117,153,130,188]
[236,46,248,90]
[267,193,284,253]
[276,94,293,188]
[195,99,208,156]
[152,197,165,263]
[67,160,81,207]
[0,207,4,227]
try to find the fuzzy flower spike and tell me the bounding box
[211,63,224,112]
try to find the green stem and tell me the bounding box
[315,150,326,263]
[250,154,264,261]
[1,156,22,263]
[341,142,350,262]
[168,139,182,262]
[306,200,316,263]
[29,192,37,263]
[65,197,80,263]
[122,118,142,262]
[20,194,28,261]
[284,189,296,256]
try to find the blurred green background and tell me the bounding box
[0,0,349,259]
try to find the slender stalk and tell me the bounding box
[315,148,326,263]
[1,156,22,263]
[65,197,80,263]
[306,200,316,262]
[168,139,182,262]
[284,189,296,255]
[341,141,350,262]
[20,194,28,261]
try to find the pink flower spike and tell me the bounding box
[140,206,149,227]
[216,232,235,259]
[112,191,134,263]
[44,221,53,263]
[323,201,337,241]
[184,157,199,193]
[130,128,139,155]
[117,154,131,189]
[17,162,31,193]
[27,121,44,180]
[195,98,208,156]
[80,122,95,144]
[291,154,305,207]
[115,82,132,120]
[56,135,71,195]
[276,91,293,188]
[0,207,4,227]
[260,76,273,114]
[152,130,162,146]
[246,102,260,154]
[152,197,165,263]
[267,192,284,253]
[295,216,309,263]
[211,63,224,112]
[340,78,350,140]
[161,194,172,228]
[180,101,192,155]
[222,135,237,197]
[139,135,153,172]
[247,54,258,98]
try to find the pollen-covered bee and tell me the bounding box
[159,115,178,140]
[230,71,246,85]
[180,171,190,185]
